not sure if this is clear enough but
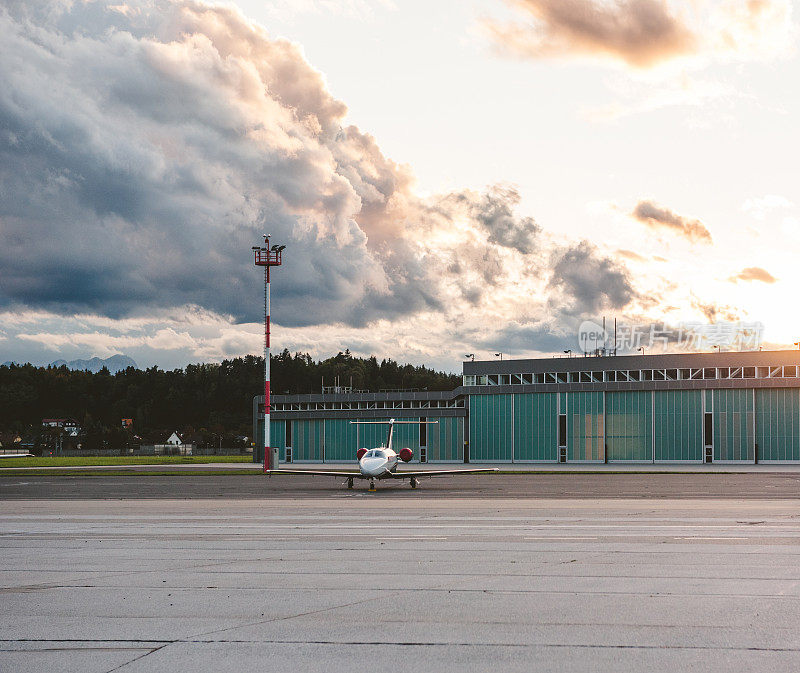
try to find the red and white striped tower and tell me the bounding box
[253,236,284,472]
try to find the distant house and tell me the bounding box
[166,432,185,446]
[136,431,193,456]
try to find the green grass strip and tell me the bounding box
[0,455,253,468]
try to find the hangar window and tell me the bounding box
[628,370,641,381]
[784,366,797,378]
[653,370,666,381]
[556,373,568,384]
[666,369,678,380]
[419,418,427,446]
[286,420,292,447]
[743,367,756,378]
[558,414,567,447]
[641,370,653,381]
[606,371,617,382]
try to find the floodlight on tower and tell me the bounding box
[253,234,285,472]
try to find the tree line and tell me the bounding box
[0,350,460,450]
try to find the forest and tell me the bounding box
[0,350,461,450]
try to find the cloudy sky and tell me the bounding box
[1,0,798,371]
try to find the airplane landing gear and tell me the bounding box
[347,477,354,489]
[369,480,376,492]
[410,477,418,489]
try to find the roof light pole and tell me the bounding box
[253,236,285,472]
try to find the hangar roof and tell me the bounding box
[463,349,800,376]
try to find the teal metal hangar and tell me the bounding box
[254,350,800,465]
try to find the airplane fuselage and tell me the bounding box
[359,447,398,479]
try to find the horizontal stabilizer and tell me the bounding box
[349,420,439,425]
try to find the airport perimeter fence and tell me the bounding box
[36,446,252,457]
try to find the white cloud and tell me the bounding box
[742,194,795,219]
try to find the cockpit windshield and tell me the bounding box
[365,450,386,459]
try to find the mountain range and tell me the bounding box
[2,354,138,373]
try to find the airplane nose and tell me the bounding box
[362,458,386,476]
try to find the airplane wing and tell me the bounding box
[265,469,363,478]
[387,468,499,478]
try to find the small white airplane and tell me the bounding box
[265,418,497,490]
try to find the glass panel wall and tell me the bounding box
[513,393,558,461]
[323,419,358,462]
[755,389,800,461]
[712,389,754,462]
[568,392,604,461]
[606,391,652,461]
[428,417,464,462]
[653,390,703,461]
[292,419,324,461]
[468,394,513,461]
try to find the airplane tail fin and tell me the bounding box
[348,419,438,451]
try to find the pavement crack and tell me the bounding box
[184,591,402,641]
[103,643,171,672]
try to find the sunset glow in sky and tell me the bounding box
[1,0,799,371]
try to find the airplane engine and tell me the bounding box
[356,448,368,460]
[398,448,413,462]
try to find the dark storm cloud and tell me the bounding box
[0,1,385,326]
[478,322,573,354]
[446,185,540,255]
[728,266,777,284]
[691,297,741,323]
[548,241,637,316]
[486,0,696,67]
[632,200,712,243]
[0,1,563,329]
